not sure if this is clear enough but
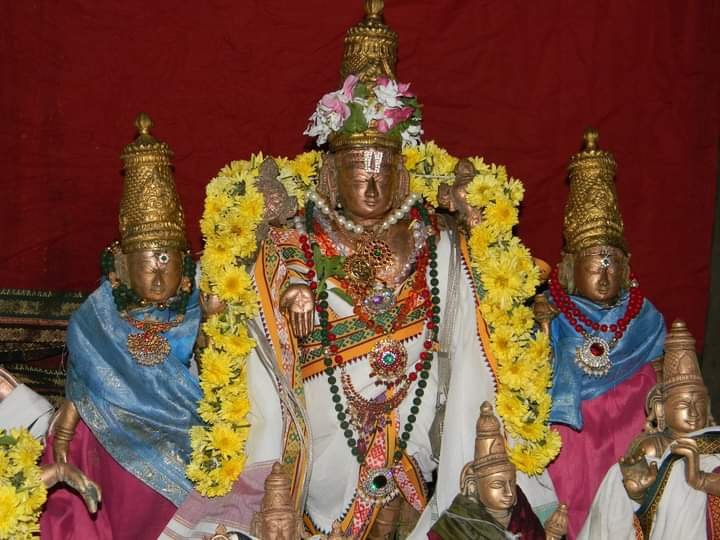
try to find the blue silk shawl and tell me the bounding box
[66,280,202,505]
[548,291,665,430]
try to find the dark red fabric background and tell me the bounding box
[1,1,718,347]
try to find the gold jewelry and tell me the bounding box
[123,314,183,366]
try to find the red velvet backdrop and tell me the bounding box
[1,1,718,347]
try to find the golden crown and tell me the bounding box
[473,401,514,477]
[118,113,187,253]
[563,128,626,254]
[341,0,398,84]
[663,319,707,395]
[329,128,401,153]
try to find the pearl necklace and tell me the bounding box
[306,191,421,234]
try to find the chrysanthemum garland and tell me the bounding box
[403,144,561,474]
[0,428,46,540]
[191,143,557,496]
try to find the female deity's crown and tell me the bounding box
[473,401,514,477]
[341,0,398,84]
[563,128,627,255]
[118,113,187,253]
[662,319,707,395]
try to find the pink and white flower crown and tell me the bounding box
[304,74,423,147]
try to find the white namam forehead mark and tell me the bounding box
[363,149,384,174]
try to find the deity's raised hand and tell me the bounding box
[619,448,658,501]
[280,283,315,338]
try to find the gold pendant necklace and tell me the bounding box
[123,315,183,366]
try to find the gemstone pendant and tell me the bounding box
[575,335,612,377]
[369,338,408,385]
[363,283,396,315]
[127,330,170,366]
[359,467,399,504]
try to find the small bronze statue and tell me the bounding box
[251,462,305,540]
[429,401,567,539]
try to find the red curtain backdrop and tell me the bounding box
[1,1,718,347]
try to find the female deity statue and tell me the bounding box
[40,114,203,539]
[535,129,666,537]
[580,319,719,539]
[165,3,557,539]
[429,402,568,540]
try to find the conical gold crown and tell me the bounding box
[473,401,513,477]
[341,0,398,84]
[663,319,706,394]
[119,113,187,253]
[563,128,626,254]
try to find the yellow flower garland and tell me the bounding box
[191,143,557,496]
[0,428,46,540]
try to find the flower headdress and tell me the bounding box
[304,74,423,148]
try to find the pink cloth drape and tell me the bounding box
[548,363,657,539]
[40,419,177,540]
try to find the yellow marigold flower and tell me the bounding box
[236,190,265,224]
[293,151,320,183]
[481,257,523,311]
[490,324,521,364]
[429,144,458,175]
[221,394,250,425]
[216,266,253,303]
[201,347,232,388]
[198,399,220,424]
[484,196,519,235]
[514,418,546,442]
[509,443,546,476]
[186,460,205,483]
[224,327,255,358]
[496,392,526,425]
[468,225,495,262]
[507,178,525,204]
[0,484,20,537]
[189,426,210,454]
[205,175,234,200]
[497,359,533,391]
[482,303,512,329]
[509,305,534,336]
[526,333,551,364]
[218,456,246,485]
[403,146,424,171]
[466,174,502,208]
[202,237,235,275]
[209,423,244,457]
[468,156,491,173]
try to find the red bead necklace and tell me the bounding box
[548,267,644,376]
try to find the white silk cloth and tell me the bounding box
[0,383,54,439]
[579,426,720,540]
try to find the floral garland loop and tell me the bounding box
[0,428,46,539]
[191,143,558,497]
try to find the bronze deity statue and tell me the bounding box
[580,319,720,538]
[536,128,666,537]
[41,113,204,539]
[251,462,305,540]
[429,401,568,540]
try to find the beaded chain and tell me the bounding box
[548,266,644,348]
[300,199,441,464]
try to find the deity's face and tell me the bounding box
[261,515,298,540]
[335,147,399,221]
[126,249,183,304]
[476,468,517,513]
[573,245,626,306]
[664,387,709,436]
